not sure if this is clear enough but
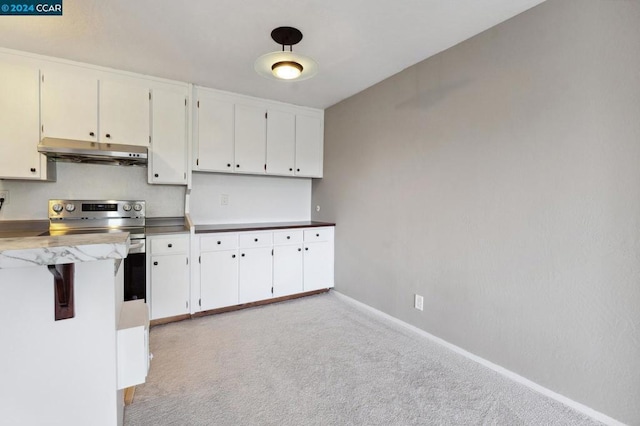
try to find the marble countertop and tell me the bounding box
[0,233,130,269]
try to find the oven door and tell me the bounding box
[124,239,146,301]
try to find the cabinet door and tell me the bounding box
[200,250,239,310]
[234,104,266,174]
[266,109,295,175]
[41,68,98,142]
[273,244,303,297]
[197,96,235,172]
[238,247,272,303]
[150,255,189,320]
[100,79,150,146]
[149,88,187,184]
[0,61,42,179]
[303,241,334,292]
[295,114,323,177]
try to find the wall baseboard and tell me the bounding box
[332,290,624,426]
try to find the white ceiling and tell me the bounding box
[0,0,546,109]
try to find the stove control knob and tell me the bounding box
[52,203,64,213]
[122,204,132,212]
[65,203,76,212]
[133,203,142,212]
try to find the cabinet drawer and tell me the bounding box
[304,227,334,242]
[273,230,303,245]
[239,232,273,248]
[200,234,239,252]
[150,236,188,255]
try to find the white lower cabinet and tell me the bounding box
[148,234,190,320]
[200,250,239,310]
[196,226,334,313]
[238,247,273,303]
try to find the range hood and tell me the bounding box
[38,138,147,166]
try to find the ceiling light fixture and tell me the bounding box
[255,26,318,82]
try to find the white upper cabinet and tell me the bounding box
[149,88,188,185]
[42,67,151,146]
[0,59,52,180]
[295,114,323,178]
[265,109,295,176]
[234,103,266,174]
[196,94,235,172]
[99,79,150,147]
[194,86,324,179]
[41,67,99,143]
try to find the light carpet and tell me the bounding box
[124,292,601,425]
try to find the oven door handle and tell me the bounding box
[128,241,146,254]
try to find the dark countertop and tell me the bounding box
[0,220,49,239]
[195,221,335,234]
[0,218,189,238]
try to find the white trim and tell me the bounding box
[332,290,625,426]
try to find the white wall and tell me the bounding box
[312,0,640,424]
[189,172,311,224]
[0,162,185,219]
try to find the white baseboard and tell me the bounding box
[332,290,625,426]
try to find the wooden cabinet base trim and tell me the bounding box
[150,313,191,327]
[193,289,330,318]
[124,386,136,406]
[150,289,330,327]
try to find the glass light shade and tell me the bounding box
[255,51,318,81]
[271,61,303,80]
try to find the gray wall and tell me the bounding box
[312,0,640,423]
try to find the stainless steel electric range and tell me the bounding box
[46,199,147,301]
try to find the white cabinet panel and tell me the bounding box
[266,109,295,175]
[234,104,266,174]
[239,232,273,248]
[273,230,303,245]
[200,250,239,310]
[0,61,44,179]
[238,247,272,303]
[150,235,189,255]
[197,96,235,172]
[303,241,334,292]
[150,254,190,320]
[100,79,150,146]
[150,88,187,184]
[273,244,303,297]
[41,68,98,142]
[295,114,323,177]
[200,233,239,252]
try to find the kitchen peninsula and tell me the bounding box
[0,233,134,426]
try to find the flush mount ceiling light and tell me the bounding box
[254,26,318,81]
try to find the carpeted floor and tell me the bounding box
[124,292,601,425]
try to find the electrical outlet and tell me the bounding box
[0,190,9,206]
[220,194,229,206]
[414,294,424,311]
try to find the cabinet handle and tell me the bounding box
[241,253,245,257]
[289,168,293,171]
[298,248,301,252]
[316,233,320,237]
[106,133,111,139]
[297,168,300,172]
[89,132,95,137]
[305,247,309,251]
[168,243,173,248]
[254,238,258,242]
[232,254,236,258]
[236,164,240,168]
[154,173,159,178]
[227,163,231,167]
[286,236,290,239]
[217,241,221,245]
[153,261,158,265]
[30,168,36,173]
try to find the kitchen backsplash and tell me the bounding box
[0,162,186,220]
